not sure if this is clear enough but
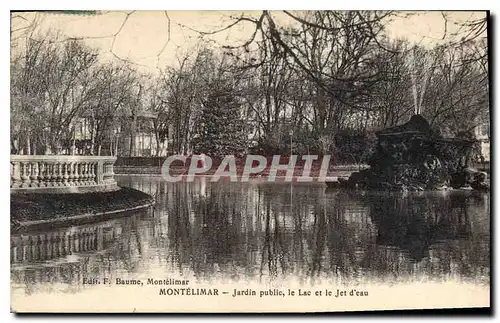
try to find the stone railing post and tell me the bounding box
[97,160,104,184]
[11,160,22,188]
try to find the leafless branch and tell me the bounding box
[110,11,136,53]
[156,11,171,71]
[441,11,448,40]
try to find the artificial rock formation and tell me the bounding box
[335,115,489,192]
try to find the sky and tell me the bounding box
[11,10,487,74]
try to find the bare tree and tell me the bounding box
[86,62,139,156]
[11,32,99,154]
[422,41,489,136]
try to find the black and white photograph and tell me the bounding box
[9,9,490,313]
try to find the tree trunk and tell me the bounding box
[130,115,137,156]
[155,132,160,157]
[90,120,95,156]
[11,138,18,155]
[26,135,31,155]
[115,135,119,156]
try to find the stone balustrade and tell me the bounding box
[10,155,118,193]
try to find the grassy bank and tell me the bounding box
[11,187,154,227]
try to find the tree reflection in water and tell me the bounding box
[11,177,490,295]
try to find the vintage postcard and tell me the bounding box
[10,10,490,313]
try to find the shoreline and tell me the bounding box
[114,173,346,183]
[114,164,366,181]
[11,186,155,231]
[112,174,490,195]
[12,202,154,233]
[116,174,340,188]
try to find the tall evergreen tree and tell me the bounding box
[193,79,249,158]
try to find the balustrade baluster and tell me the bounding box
[51,163,57,187]
[26,237,33,262]
[75,233,80,252]
[89,163,94,184]
[59,234,66,256]
[63,162,70,186]
[81,163,87,185]
[73,162,79,186]
[87,163,92,185]
[82,162,88,185]
[55,235,61,257]
[67,234,73,255]
[40,235,47,260]
[47,235,54,259]
[30,162,39,187]
[68,163,75,186]
[79,163,84,185]
[89,230,94,249]
[73,163,79,185]
[22,238,28,262]
[37,162,46,187]
[74,162,79,186]
[20,162,30,188]
[34,236,42,261]
[66,233,72,255]
[78,163,83,185]
[84,232,89,251]
[10,246,15,263]
[90,162,96,184]
[56,163,64,186]
[48,163,56,187]
[81,232,87,251]
[12,245,18,263]
[86,163,92,185]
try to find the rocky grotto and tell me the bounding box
[334,115,489,192]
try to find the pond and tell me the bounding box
[11,175,490,302]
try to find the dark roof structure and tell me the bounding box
[376,114,433,137]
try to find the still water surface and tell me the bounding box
[11,176,490,296]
